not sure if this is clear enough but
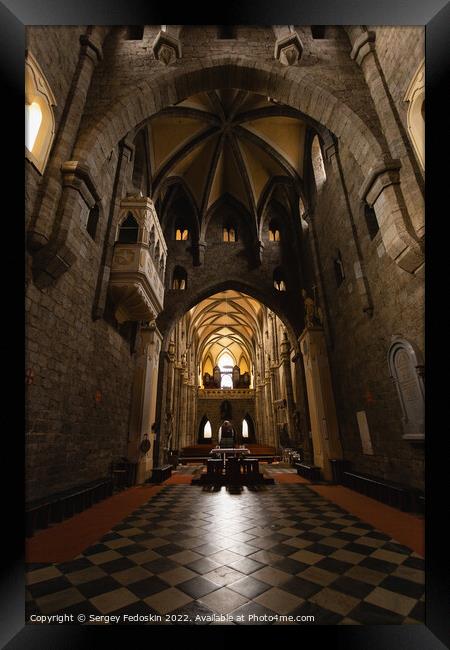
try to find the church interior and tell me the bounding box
[25,25,425,625]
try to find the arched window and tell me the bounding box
[117,213,139,243]
[364,202,379,240]
[404,60,425,170]
[25,102,42,151]
[221,375,233,389]
[172,266,187,290]
[311,135,327,190]
[273,268,287,291]
[25,51,56,174]
[203,420,212,438]
[86,204,100,240]
[198,415,213,443]
[218,350,235,388]
[223,225,237,242]
[242,414,255,442]
[175,226,189,240]
[268,220,281,242]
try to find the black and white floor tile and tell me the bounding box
[26,483,425,625]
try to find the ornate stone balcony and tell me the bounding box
[108,196,167,323]
[109,243,165,323]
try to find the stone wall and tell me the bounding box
[370,26,424,136]
[160,203,305,338]
[309,137,424,488]
[25,110,138,502]
[196,394,256,445]
[25,26,88,229]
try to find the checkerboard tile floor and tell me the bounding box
[26,484,425,625]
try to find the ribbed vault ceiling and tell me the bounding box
[149,90,307,216]
[188,290,263,372]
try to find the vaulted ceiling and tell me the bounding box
[147,90,307,218]
[188,290,264,376]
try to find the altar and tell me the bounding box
[209,446,250,469]
[190,446,275,487]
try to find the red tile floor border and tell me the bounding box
[309,484,424,558]
[26,484,164,563]
[26,471,425,564]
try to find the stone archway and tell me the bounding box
[153,279,306,465]
[73,56,414,264]
[157,278,303,349]
[74,58,385,180]
[31,56,422,296]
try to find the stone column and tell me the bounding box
[280,332,296,443]
[292,352,314,462]
[154,341,176,466]
[128,322,163,484]
[254,381,263,442]
[299,326,343,481]
[327,143,374,318]
[164,341,176,460]
[190,384,198,446]
[172,366,182,450]
[178,369,189,450]
[269,368,279,447]
[92,137,134,320]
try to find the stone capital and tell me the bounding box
[152,31,182,65]
[79,33,103,65]
[61,160,101,208]
[359,160,401,205]
[350,30,376,66]
[274,32,304,66]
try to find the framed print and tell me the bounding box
[1,0,447,647]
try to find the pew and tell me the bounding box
[295,462,322,482]
[26,478,113,538]
[341,470,424,513]
[150,465,172,483]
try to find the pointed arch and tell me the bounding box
[198,415,212,443]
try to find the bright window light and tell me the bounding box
[203,420,212,438]
[25,101,42,152]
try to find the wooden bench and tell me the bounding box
[180,445,213,465]
[295,462,322,482]
[342,470,423,512]
[150,465,172,483]
[26,478,113,538]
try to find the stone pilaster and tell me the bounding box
[128,322,163,484]
[92,138,134,320]
[280,332,296,443]
[299,326,343,481]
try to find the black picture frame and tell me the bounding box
[2,1,448,647]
